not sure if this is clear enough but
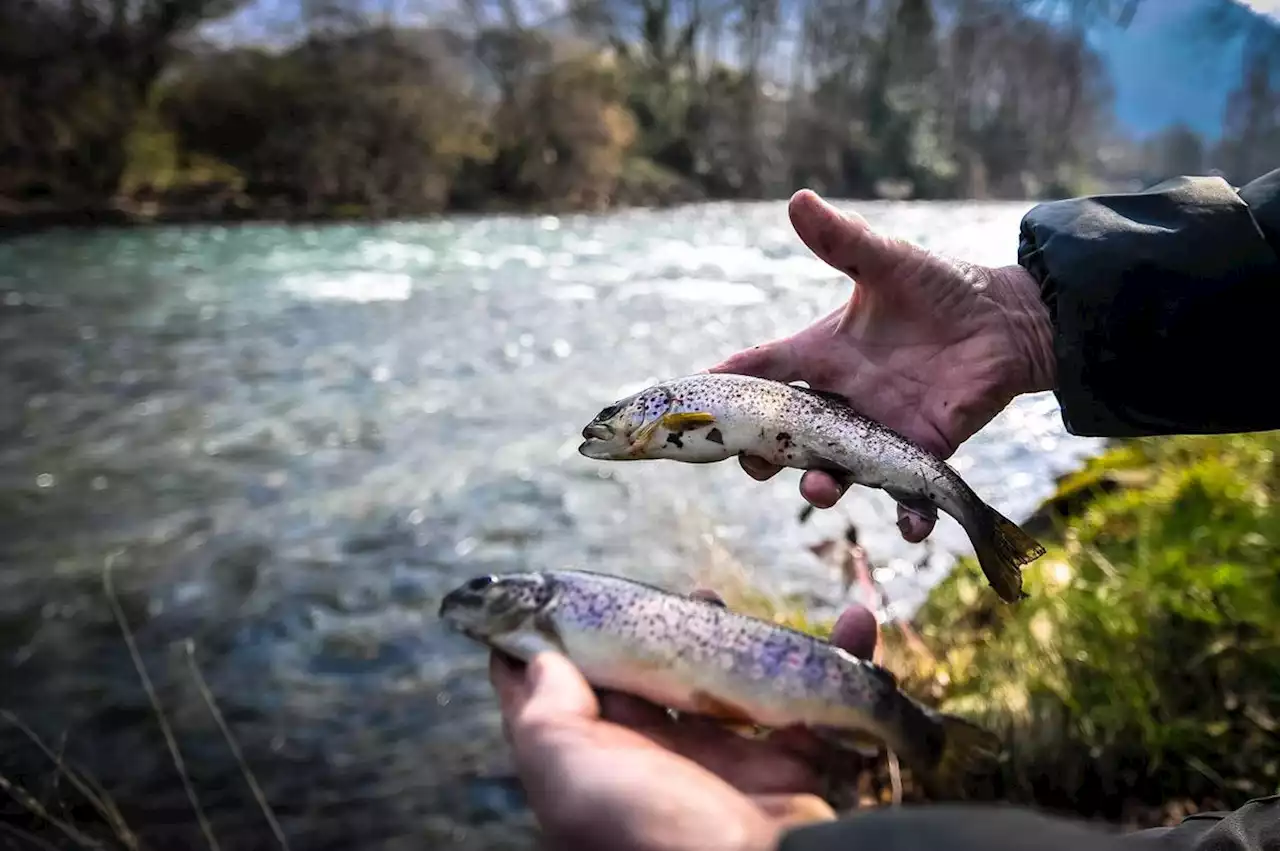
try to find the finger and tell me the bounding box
[516,651,600,725]
[635,719,825,795]
[707,340,801,384]
[739,453,783,481]
[489,651,531,718]
[829,605,880,661]
[896,503,937,543]
[799,470,845,509]
[788,189,905,284]
[749,793,837,828]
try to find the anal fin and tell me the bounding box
[810,725,885,760]
[811,455,858,493]
[885,490,939,522]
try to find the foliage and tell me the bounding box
[0,0,251,201]
[908,433,1280,819]
[160,31,491,217]
[7,0,1280,221]
[1,0,1185,222]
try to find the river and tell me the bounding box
[0,200,1103,850]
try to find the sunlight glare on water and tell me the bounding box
[0,199,1104,850]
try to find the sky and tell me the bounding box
[1089,0,1249,139]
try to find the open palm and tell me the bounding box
[708,190,1055,542]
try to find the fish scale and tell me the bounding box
[438,569,1000,797]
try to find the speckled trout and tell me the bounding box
[577,372,1044,603]
[438,569,999,790]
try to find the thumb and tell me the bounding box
[517,651,601,725]
[788,189,910,284]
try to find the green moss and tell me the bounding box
[909,433,1280,814]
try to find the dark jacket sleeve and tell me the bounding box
[775,796,1280,851]
[1016,168,1280,438]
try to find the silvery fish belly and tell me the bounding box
[576,373,1045,603]
[438,569,999,793]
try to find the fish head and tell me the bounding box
[577,384,674,460]
[438,572,555,641]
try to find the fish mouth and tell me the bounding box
[438,586,485,620]
[577,423,621,458]
[577,438,608,459]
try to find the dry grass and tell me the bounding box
[0,554,291,851]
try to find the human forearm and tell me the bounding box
[1016,170,1280,437]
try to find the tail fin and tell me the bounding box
[920,713,1003,800]
[972,504,1046,603]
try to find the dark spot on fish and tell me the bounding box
[827,441,838,448]
[777,432,792,442]
[665,432,685,449]
[706,427,725,445]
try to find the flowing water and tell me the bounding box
[0,200,1103,849]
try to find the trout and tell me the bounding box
[577,372,1044,603]
[438,569,999,792]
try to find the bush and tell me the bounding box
[910,433,1280,820]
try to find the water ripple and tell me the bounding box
[0,200,1104,849]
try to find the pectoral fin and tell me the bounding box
[630,418,663,450]
[661,412,717,432]
[630,412,716,453]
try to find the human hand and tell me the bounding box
[707,190,1055,543]
[489,592,880,851]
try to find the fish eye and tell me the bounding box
[465,575,496,592]
[594,402,622,422]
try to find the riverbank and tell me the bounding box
[0,160,711,238]
[803,430,1280,826]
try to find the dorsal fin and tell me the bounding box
[791,383,858,412]
[866,660,899,688]
[831,643,899,687]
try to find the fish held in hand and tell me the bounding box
[577,373,1044,603]
[439,569,999,794]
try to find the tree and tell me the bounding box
[1145,123,1206,180]
[0,0,251,199]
